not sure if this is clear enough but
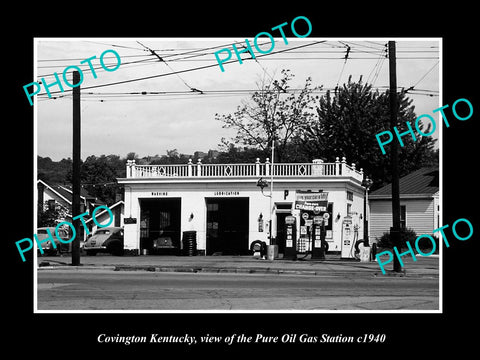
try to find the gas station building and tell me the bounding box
[117,157,366,259]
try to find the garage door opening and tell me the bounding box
[206,198,249,255]
[140,198,181,255]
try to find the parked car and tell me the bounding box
[37,227,72,255]
[84,227,124,256]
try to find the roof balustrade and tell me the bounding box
[124,157,364,183]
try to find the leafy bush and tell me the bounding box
[377,228,439,252]
[377,228,417,248]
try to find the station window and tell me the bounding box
[347,191,353,201]
[347,203,352,216]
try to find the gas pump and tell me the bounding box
[298,212,311,254]
[341,218,355,258]
[284,216,297,260]
[311,216,326,259]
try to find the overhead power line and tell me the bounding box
[366,43,388,86]
[335,42,352,90]
[37,40,328,97]
[38,84,438,103]
[136,40,203,94]
[35,39,439,104]
[37,56,158,78]
[412,60,440,88]
[403,60,440,95]
[36,40,439,80]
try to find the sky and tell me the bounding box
[34,38,440,161]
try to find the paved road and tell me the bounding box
[37,269,439,311]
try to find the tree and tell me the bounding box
[297,76,438,189]
[216,143,268,164]
[148,149,192,165]
[37,201,68,227]
[84,155,121,205]
[216,69,319,162]
[126,152,140,161]
[66,155,122,205]
[37,156,72,184]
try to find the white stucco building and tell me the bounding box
[117,157,366,258]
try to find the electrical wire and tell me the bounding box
[37,39,272,69]
[36,39,249,79]
[335,42,351,90]
[35,40,439,103]
[37,56,158,78]
[366,45,388,86]
[401,60,440,96]
[83,41,147,51]
[37,84,438,104]
[412,60,440,88]
[36,40,438,82]
[37,41,437,65]
[37,41,437,66]
[36,40,328,97]
[136,40,203,94]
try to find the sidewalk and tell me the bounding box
[37,253,439,278]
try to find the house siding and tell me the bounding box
[370,198,435,242]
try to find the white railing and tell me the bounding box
[201,163,257,177]
[132,164,189,178]
[125,157,364,181]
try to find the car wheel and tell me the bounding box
[250,240,264,253]
[86,250,97,256]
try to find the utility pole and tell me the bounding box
[388,41,402,272]
[71,71,81,266]
[269,139,274,245]
[362,177,373,247]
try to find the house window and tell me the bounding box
[347,203,352,216]
[47,199,56,210]
[400,205,406,229]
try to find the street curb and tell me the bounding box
[111,265,424,277]
[36,265,437,278]
[36,262,438,278]
[37,265,117,270]
[113,265,327,276]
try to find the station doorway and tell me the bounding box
[206,198,249,255]
[139,198,181,254]
[275,203,293,254]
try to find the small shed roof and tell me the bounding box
[370,167,439,199]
